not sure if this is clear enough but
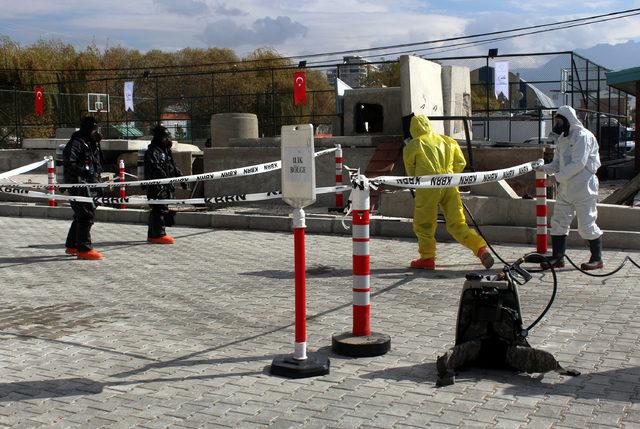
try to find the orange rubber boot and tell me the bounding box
[77,249,104,260]
[65,247,78,256]
[148,235,176,244]
[410,258,436,270]
[477,247,494,269]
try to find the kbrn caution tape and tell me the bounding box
[0,185,352,206]
[7,147,337,190]
[370,159,544,189]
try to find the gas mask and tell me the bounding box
[552,115,570,137]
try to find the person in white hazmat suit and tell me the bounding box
[537,105,604,270]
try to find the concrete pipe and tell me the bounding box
[210,113,258,147]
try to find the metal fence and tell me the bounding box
[428,51,630,159]
[0,51,631,159]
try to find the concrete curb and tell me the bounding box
[0,202,638,251]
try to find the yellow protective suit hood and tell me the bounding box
[404,114,466,176]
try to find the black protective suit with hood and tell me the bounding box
[144,132,183,238]
[63,118,105,251]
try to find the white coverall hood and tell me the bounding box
[556,105,583,130]
[544,105,602,240]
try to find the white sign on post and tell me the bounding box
[281,124,316,209]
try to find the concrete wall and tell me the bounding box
[203,140,377,206]
[201,136,407,205]
[23,138,200,153]
[200,139,551,205]
[0,149,54,173]
[462,145,552,196]
[342,87,402,136]
[441,65,472,140]
[400,55,444,134]
[379,192,640,236]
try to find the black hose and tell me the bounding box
[520,253,558,333]
[462,201,640,277]
[564,254,640,277]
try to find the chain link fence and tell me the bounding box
[0,51,631,159]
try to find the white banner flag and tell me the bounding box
[124,81,134,112]
[494,61,509,100]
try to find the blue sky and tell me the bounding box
[1,0,639,63]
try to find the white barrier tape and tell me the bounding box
[0,184,351,207]
[371,159,544,189]
[13,147,337,190]
[0,158,49,180]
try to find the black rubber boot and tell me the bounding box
[581,237,603,270]
[541,235,566,269]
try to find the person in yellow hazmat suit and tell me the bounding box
[403,114,494,270]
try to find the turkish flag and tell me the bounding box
[34,87,44,116]
[293,71,306,106]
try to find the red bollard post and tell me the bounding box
[332,174,390,357]
[270,208,330,377]
[293,209,308,360]
[47,157,56,207]
[118,159,126,209]
[535,171,548,254]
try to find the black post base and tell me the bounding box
[332,332,391,357]
[269,353,330,379]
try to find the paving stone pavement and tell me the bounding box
[0,216,640,428]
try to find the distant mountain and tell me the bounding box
[516,40,640,82]
[510,41,640,99]
[576,40,640,71]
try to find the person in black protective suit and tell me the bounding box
[63,116,105,260]
[144,125,187,244]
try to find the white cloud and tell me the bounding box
[199,16,308,48]
[0,0,638,59]
[153,0,209,16]
[214,3,247,16]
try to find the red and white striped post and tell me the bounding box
[335,144,344,208]
[352,177,371,336]
[535,170,548,254]
[118,159,126,209]
[332,173,390,357]
[47,157,56,207]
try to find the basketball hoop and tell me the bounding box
[88,93,109,113]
